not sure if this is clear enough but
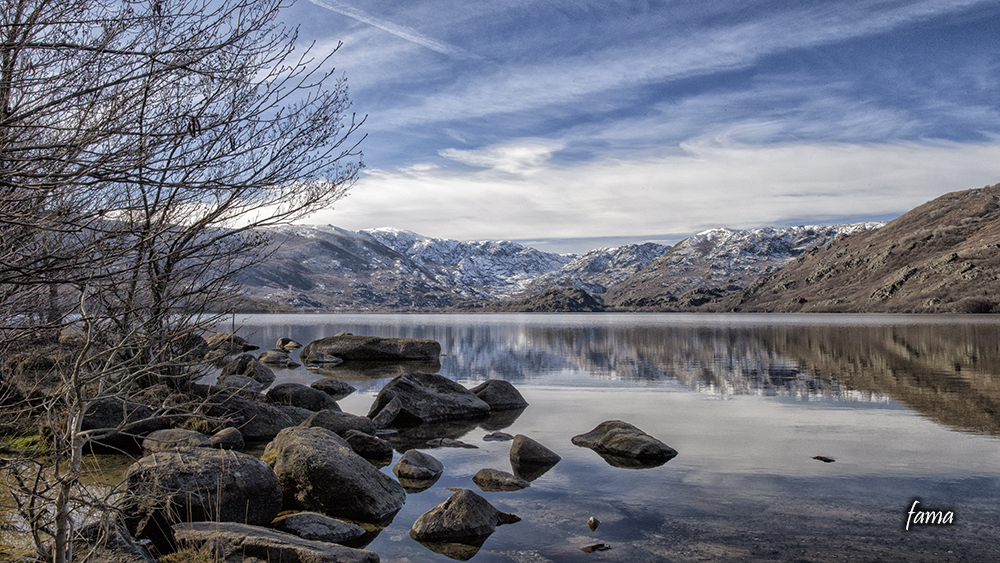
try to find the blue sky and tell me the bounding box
[286,0,1000,254]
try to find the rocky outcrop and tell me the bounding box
[409,489,520,542]
[367,372,490,425]
[172,522,378,563]
[571,420,677,468]
[119,448,282,550]
[262,426,406,523]
[301,334,441,364]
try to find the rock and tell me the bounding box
[571,420,678,466]
[221,354,276,387]
[276,337,303,350]
[300,334,441,364]
[304,351,345,366]
[509,434,561,466]
[142,429,212,453]
[370,396,402,429]
[72,519,155,563]
[267,382,339,412]
[310,377,356,400]
[82,398,170,453]
[472,468,529,492]
[588,516,601,531]
[409,489,520,542]
[271,512,366,545]
[258,349,298,368]
[214,373,266,393]
[581,543,612,553]
[209,427,244,450]
[263,426,406,523]
[393,449,444,481]
[172,521,378,563]
[468,379,528,411]
[205,332,259,353]
[301,409,373,437]
[509,435,561,481]
[342,429,393,464]
[426,438,478,449]
[277,405,316,426]
[200,391,296,441]
[367,372,490,425]
[119,448,282,551]
[483,432,514,442]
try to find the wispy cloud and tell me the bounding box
[305,0,480,59]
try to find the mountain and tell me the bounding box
[521,242,670,296]
[604,223,883,310]
[731,184,1000,313]
[238,225,576,311]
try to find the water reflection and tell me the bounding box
[237,314,1000,438]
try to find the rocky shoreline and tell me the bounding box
[52,331,677,562]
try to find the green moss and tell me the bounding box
[0,434,48,455]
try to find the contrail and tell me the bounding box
[306,0,480,60]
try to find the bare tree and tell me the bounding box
[0,1,363,560]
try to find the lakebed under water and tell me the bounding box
[13,313,1000,562]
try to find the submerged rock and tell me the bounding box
[410,488,520,542]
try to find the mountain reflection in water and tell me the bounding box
[248,313,1000,438]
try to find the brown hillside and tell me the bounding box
[731,184,1000,313]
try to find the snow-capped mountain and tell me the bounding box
[606,223,884,309]
[236,222,882,312]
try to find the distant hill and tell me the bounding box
[604,224,882,311]
[731,184,1000,313]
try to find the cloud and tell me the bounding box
[439,140,564,174]
[308,140,1000,252]
[305,0,480,59]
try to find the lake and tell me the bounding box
[224,313,1000,562]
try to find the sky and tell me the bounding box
[282,0,1000,254]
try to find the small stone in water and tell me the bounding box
[813,456,835,463]
[588,516,600,531]
[581,543,611,553]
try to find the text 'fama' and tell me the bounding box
[905,500,954,530]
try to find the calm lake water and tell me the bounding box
[226,313,1000,562]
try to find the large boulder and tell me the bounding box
[119,448,282,551]
[571,420,678,467]
[271,512,367,544]
[172,522,378,563]
[267,382,340,412]
[468,380,528,411]
[262,426,406,523]
[367,372,490,426]
[300,335,441,365]
[409,489,520,542]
